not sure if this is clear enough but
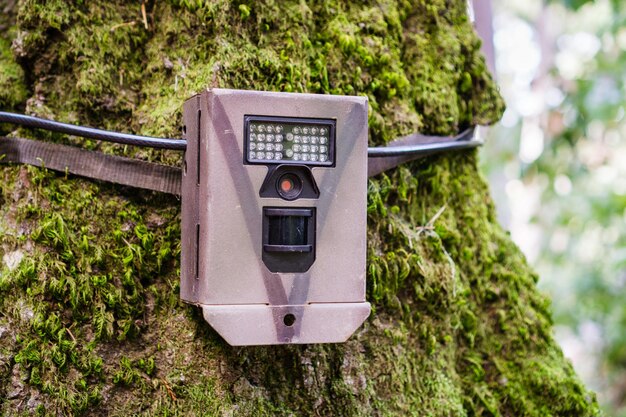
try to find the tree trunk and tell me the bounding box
[0,1,599,416]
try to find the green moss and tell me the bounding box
[0,2,27,111]
[0,37,27,109]
[0,0,598,416]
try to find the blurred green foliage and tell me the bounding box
[486,0,626,414]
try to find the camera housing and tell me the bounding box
[181,89,370,345]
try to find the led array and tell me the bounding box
[247,120,332,165]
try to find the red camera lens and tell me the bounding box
[276,173,302,200]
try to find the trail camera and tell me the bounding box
[181,89,370,346]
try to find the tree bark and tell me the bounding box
[0,1,599,416]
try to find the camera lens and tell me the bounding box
[276,173,302,200]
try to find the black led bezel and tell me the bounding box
[244,115,336,167]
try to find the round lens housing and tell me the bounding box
[276,173,302,200]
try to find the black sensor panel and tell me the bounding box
[262,207,316,273]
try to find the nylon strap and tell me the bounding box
[0,131,481,194]
[0,137,182,195]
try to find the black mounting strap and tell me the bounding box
[0,112,186,150]
[367,128,481,177]
[0,128,481,195]
[0,137,182,195]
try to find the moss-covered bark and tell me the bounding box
[0,1,599,416]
